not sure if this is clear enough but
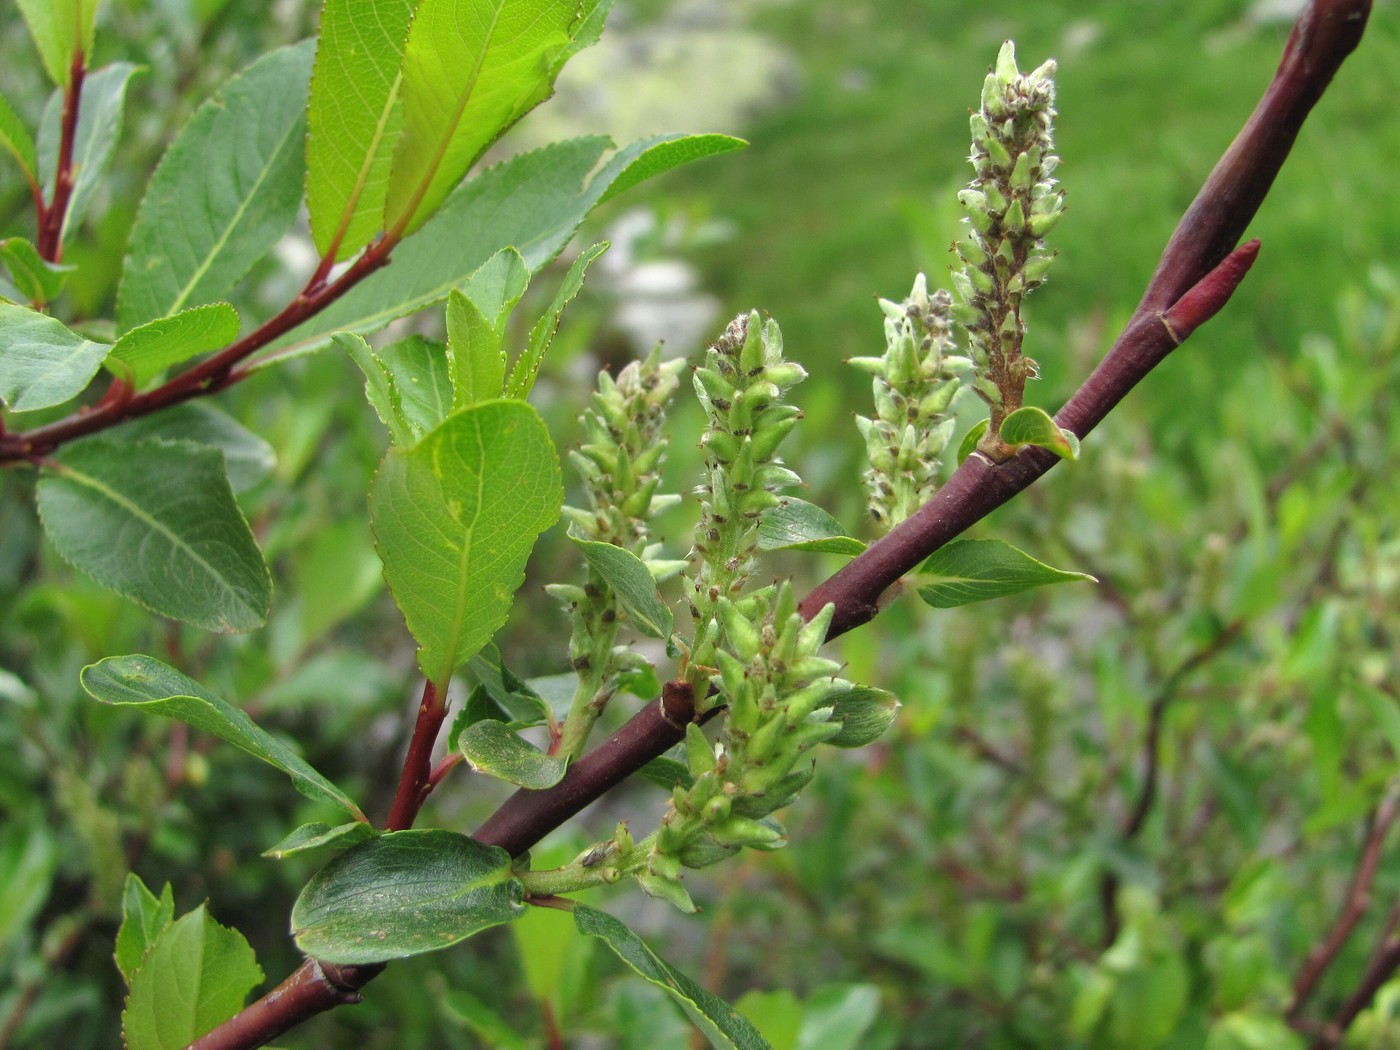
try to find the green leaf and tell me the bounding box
[339,331,414,447]
[305,0,416,261]
[16,0,100,87]
[383,0,577,238]
[378,335,455,438]
[757,498,865,556]
[796,985,881,1050]
[571,537,674,641]
[997,405,1080,461]
[595,133,746,206]
[825,687,900,748]
[915,538,1095,609]
[637,756,694,792]
[0,819,58,952]
[447,288,505,407]
[463,246,532,332]
[262,821,378,859]
[468,645,553,727]
[81,654,367,820]
[0,237,72,305]
[115,874,175,986]
[291,830,525,964]
[457,718,567,789]
[371,401,562,686]
[103,302,239,388]
[37,439,271,631]
[442,990,532,1050]
[0,301,107,411]
[574,904,771,1049]
[0,91,38,189]
[122,905,263,1050]
[1354,683,1400,764]
[107,402,276,493]
[37,63,143,241]
[262,134,736,362]
[957,418,989,464]
[117,42,313,330]
[505,241,608,399]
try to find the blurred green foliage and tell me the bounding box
[2,1,1399,1048]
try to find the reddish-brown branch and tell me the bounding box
[1308,899,1400,1050]
[385,680,446,832]
[35,50,86,262]
[1288,792,1400,1024]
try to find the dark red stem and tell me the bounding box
[384,680,446,832]
[35,50,86,263]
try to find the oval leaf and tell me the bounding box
[916,538,1096,609]
[263,821,377,860]
[103,302,240,388]
[574,904,771,1050]
[81,654,366,820]
[458,718,567,789]
[757,497,865,556]
[571,537,674,641]
[998,405,1079,461]
[117,42,313,330]
[37,439,271,630]
[292,830,524,964]
[371,401,562,686]
[0,302,107,411]
[825,687,901,749]
[306,0,417,261]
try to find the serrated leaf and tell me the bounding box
[915,538,1095,609]
[16,0,100,88]
[574,904,771,1049]
[463,246,531,332]
[0,237,72,305]
[103,302,239,388]
[37,63,142,241]
[37,439,271,630]
[263,821,377,859]
[121,905,263,1050]
[0,92,38,188]
[0,301,107,410]
[117,42,313,330]
[998,405,1079,461]
[371,401,562,686]
[339,331,414,447]
[81,654,367,820]
[957,418,990,464]
[447,288,505,407]
[291,830,524,964]
[595,133,746,205]
[115,874,175,986]
[505,241,607,399]
[377,335,455,437]
[571,537,673,641]
[757,498,865,556]
[261,134,736,362]
[306,0,417,261]
[383,0,577,239]
[825,687,900,748]
[107,402,276,493]
[458,718,567,789]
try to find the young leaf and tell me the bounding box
[0,302,107,411]
[957,418,990,464]
[291,830,525,964]
[997,404,1080,461]
[505,241,608,399]
[37,439,271,631]
[16,0,100,88]
[81,654,367,821]
[458,718,568,789]
[463,246,532,332]
[107,402,276,493]
[339,331,415,447]
[377,335,455,437]
[595,133,746,206]
[574,904,771,1049]
[371,401,562,686]
[37,63,143,241]
[468,645,553,727]
[115,874,175,986]
[447,288,506,407]
[825,687,901,748]
[637,756,695,792]
[915,538,1095,609]
[121,905,263,1050]
[383,0,577,239]
[757,498,866,556]
[262,821,377,860]
[0,92,38,190]
[261,134,742,362]
[305,0,416,261]
[571,537,674,641]
[117,42,314,330]
[102,302,239,388]
[0,237,72,305]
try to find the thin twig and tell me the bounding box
[35,50,87,262]
[1309,899,1400,1050]
[385,680,446,832]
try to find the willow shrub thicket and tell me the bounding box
[0,1,1396,1049]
